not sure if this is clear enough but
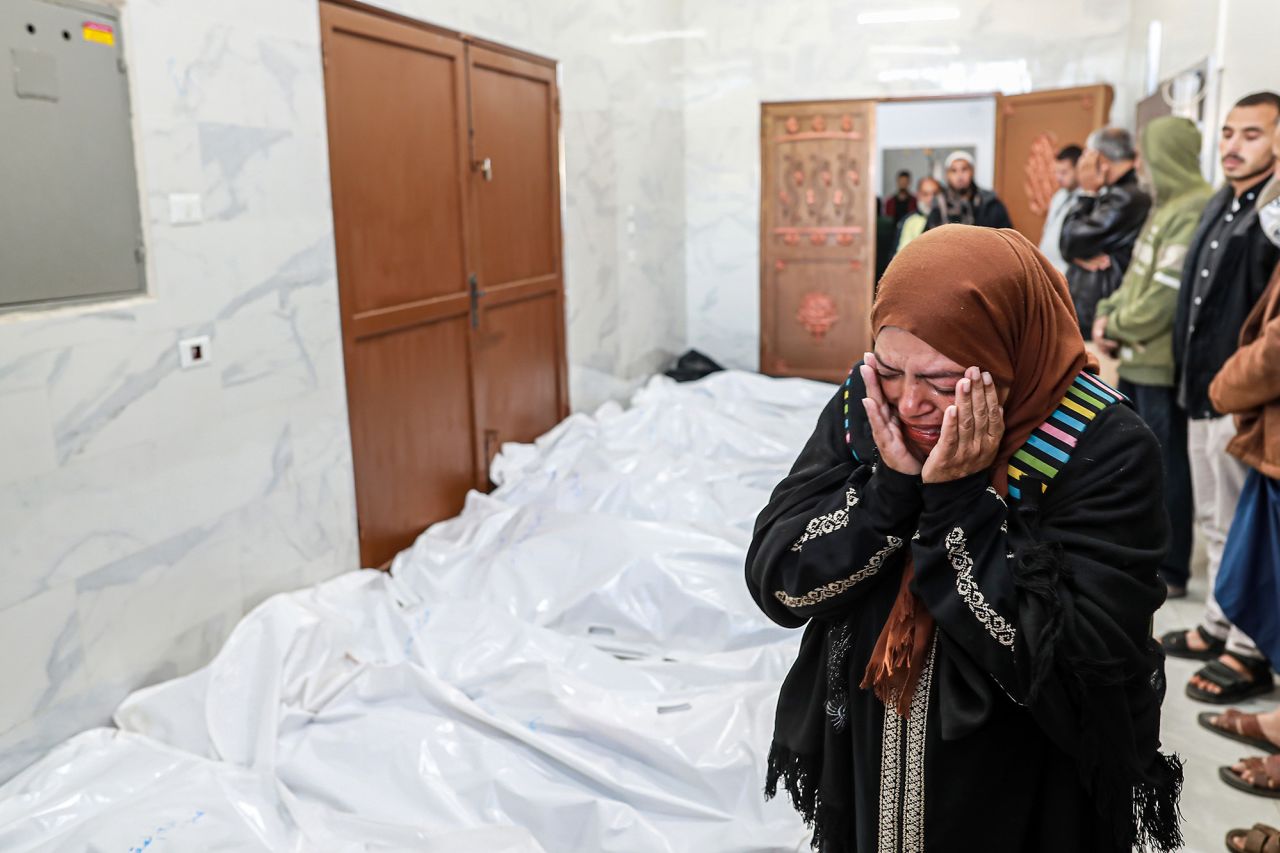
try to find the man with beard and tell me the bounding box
[924,151,1012,231]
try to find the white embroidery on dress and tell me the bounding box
[985,485,1007,508]
[945,527,1017,649]
[825,698,848,732]
[774,536,903,608]
[877,690,902,853]
[877,636,937,853]
[902,636,937,852]
[790,487,859,552]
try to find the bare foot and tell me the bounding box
[1183,629,1212,653]
[1257,709,1280,746]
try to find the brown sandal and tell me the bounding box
[1221,756,1280,798]
[1226,822,1280,852]
[1200,709,1280,754]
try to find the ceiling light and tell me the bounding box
[610,29,707,45]
[856,6,960,24]
[868,44,961,55]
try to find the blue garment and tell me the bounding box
[1215,470,1280,663]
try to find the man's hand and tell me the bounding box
[1074,253,1112,272]
[861,354,923,476]
[1091,314,1110,343]
[922,367,1004,484]
[1076,149,1105,193]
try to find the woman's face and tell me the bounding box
[872,326,1008,458]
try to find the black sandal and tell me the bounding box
[1188,653,1276,705]
[1161,625,1226,661]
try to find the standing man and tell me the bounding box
[925,151,1013,230]
[894,176,940,254]
[1039,144,1082,275]
[1092,117,1212,598]
[1161,91,1280,706]
[1060,128,1152,340]
[883,170,917,226]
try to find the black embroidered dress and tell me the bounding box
[745,366,1179,853]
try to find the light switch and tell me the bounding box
[178,335,211,369]
[168,193,203,225]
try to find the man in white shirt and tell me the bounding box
[1039,144,1082,274]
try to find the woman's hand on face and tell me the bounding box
[860,354,923,476]
[922,366,1004,484]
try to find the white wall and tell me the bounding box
[0,0,688,781]
[681,0,1140,371]
[876,97,998,190]
[1215,0,1280,134]
[0,0,361,781]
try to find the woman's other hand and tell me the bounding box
[861,354,923,476]
[922,366,1005,483]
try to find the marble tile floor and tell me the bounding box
[1156,572,1280,853]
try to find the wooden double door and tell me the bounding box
[320,1,568,568]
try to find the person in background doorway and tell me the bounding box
[1060,128,1152,341]
[884,170,917,226]
[1091,116,1212,599]
[925,151,1012,230]
[1038,144,1082,275]
[895,176,940,254]
[1162,91,1280,707]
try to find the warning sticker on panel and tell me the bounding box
[82,21,115,46]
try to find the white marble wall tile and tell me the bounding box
[0,387,59,487]
[0,584,86,735]
[73,527,244,686]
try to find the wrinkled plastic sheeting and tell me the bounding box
[0,371,835,852]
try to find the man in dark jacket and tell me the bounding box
[924,151,1012,230]
[1060,127,1152,339]
[1161,91,1280,703]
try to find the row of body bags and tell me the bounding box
[0,371,837,852]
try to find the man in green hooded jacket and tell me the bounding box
[1093,115,1213,596]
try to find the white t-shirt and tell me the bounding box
[1038,187,1079,275]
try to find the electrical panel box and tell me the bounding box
[1,0,146,311]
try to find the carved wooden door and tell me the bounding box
[994,85,1113,242]
[760,100,877,382]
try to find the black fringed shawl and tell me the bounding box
[745,366,1182,852]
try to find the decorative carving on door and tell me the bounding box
[1023,132,1060,217]
[760,101,876,381]
[796,291,839,339]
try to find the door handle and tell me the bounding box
[468,273,485,328]
[473,157,493,181]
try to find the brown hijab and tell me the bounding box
[860,224,1095,714]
